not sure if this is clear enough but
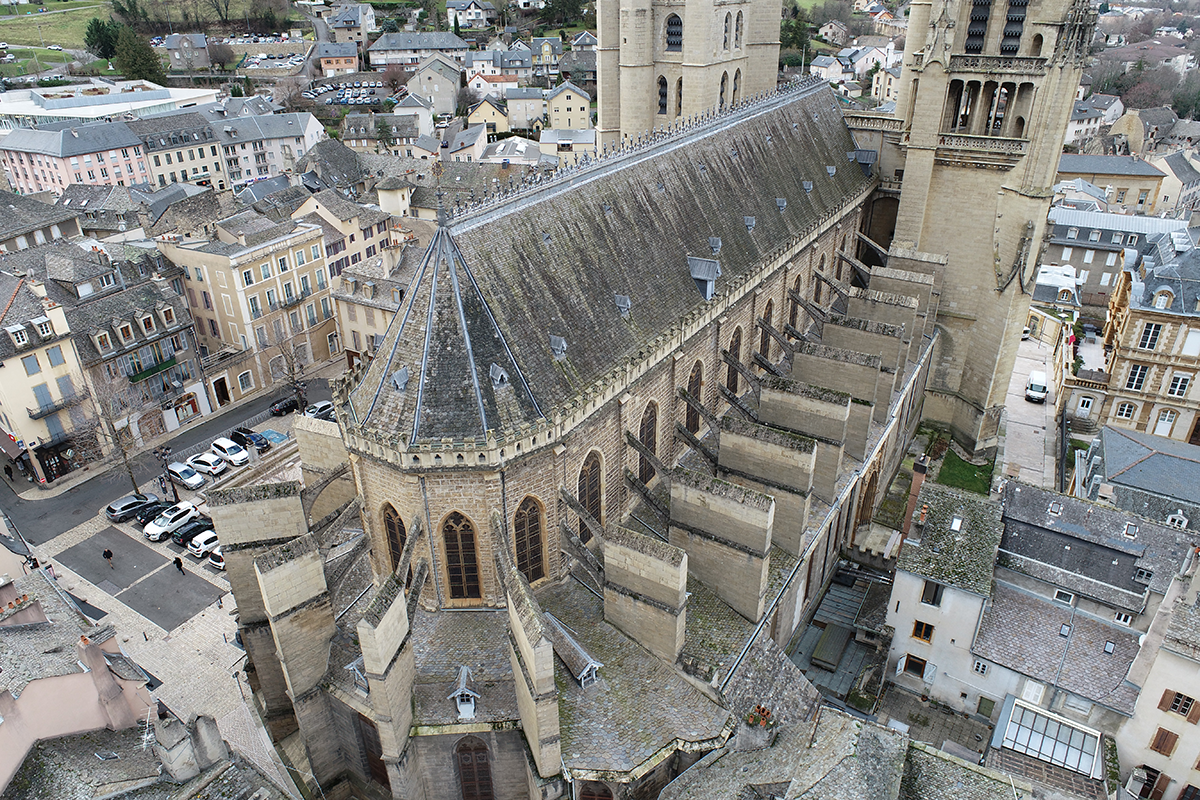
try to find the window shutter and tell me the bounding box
[1149,770,1171,800]
[1188,701,1200,725]
[896,656,906,676]
[922,660,937,683]
[1160,690,1176,712]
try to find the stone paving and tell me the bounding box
[876,683,994,761]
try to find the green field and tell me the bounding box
[0,45,75,75]
[936,450,995,495]
[0,0,107,15]
[0,3,108,47]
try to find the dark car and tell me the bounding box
[134,501,175,527]
[105,493,159,523]
[230,426,271,454]
[269,396,299,416]
[171,516,214,547]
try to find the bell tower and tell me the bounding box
[596,0,782,149]
[868,0,1095,453]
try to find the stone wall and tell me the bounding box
[603,525,687,661]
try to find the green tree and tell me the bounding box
[381,16,399,32]
[453,15,460,36]
[230,82,244,97]
[539,0,584,26]
[85,17,121,60]
[113,25,166,83]
[780,16,810,52]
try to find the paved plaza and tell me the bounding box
[1001,335,1058,488]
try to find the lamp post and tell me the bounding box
[153,445,179,503]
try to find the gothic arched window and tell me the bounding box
[719,71,728,110]
[789,274,803,332]
[639,401,658,484]
[726,327,742,393]
[724,12,731,49]
[735,10,743,47]
[580,783,613,800]
[686,360,703,434]
[578,452,602,543]
[658,75,668,114]
[732,68,741,104]
[676,77,683,116]
[759,299,773,359]
[666,14,683,51]
[456,737,494,800]
[514,496,545,583]
[444,512,481,599]
[383,504,405,573]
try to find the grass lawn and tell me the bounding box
[936,450,995,495]
[0,3,108,47]
[0,45,74,75]
[0,0,107,15]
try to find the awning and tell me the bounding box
[0,433,22,460]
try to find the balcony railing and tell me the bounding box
[937,133,1028,155]
[27,389,89,420]
[128,355,177,384]
[280,288,311,310]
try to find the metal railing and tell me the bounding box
[27,389,89,420]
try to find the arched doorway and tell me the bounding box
[455,737,494,800]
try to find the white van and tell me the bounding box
[1025,370,1048,403]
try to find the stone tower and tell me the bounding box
[596,0,781,148]
[856,0,1095,453]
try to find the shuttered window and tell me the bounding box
[1150,727,1179,756]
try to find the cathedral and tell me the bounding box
[208,0,1094,796]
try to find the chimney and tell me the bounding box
[902,454,929,536]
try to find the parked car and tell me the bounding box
[144,502,199,542]
[105,492,159,523]
[187,530,220,558]
[269,396,299,415]
[230,427,271,454]
[167,461,206,490]
[171,516,214,547]
[210,437,249,467]
[134,501,174,527]
[187,452,227,476]
[304,401,334,420]
[208,546,225,570]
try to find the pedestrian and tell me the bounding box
[174,556,184,575]
[103,548,114,569]
[3,465,11,481]
[159,475,167,494]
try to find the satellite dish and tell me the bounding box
[118,222,127,232]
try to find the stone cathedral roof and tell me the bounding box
[344,78,873,443]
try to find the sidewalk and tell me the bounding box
[14,356,347,502]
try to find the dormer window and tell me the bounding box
[119,324,133,342]
[1154,291,1173,309]
[32,317,53,339]
[96,332,112,351]
[5,325,27,347]
[98,273,115,289]
[447,666,479,720]
[141,315,155,333]
[1167,511,1188,529]
[1067,227,1078,240]
[162,307,175,326]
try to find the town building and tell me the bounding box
[446,0,496,29]
[463,48,532,81]
[1057,154,1167,213]
[809,54,855,83]
[538,128,595,165]
[546,81,591,130]
[290,190,392,285]
[0,191,81,252]
[213,112,324,188]
[0,79,217,132]
[1065,100,1104,144]
[316,42,359,77]
[340,113,419,155]
[404,53,463,117]
[328,3,376,44]
[478,136,553,167]
[1043,206,1187,314]
[391,94,435,137]
[466,71,520,99]
[1052,177,1112,211]
[156,210,337,408]
[819,19,850,45]
[445,124,488,162]
[558,49,597,96]
[506,86,547,131]
[162,33,210,70]
[1103,38,1196,74]
[467,97,508,137]
[1077,425,1200,524]
[0,121,150,195]
[531,35,563,79]
[127,112,227,190]
[368,32,470,67]
[571,31,597,51]
[1148,150,1200,215]
[1063,239,1200,444]
[596,0,781,146]
[872,65,900,103]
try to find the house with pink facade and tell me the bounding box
[0,121,150,196]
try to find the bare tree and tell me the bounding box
[83,368,160,494]
[274,76,311,111]
[208,42,234,71]
[382,63,411,93]
[203,0,232,24]
[264,326,309,412]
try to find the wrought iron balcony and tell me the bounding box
[27,389,89,420]
[128,355,178,384]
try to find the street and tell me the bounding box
[1000,334,1058,489]
[1,378,331,545]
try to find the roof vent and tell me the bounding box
[1104,641,1115,654]
[614,293,631,317]
[657,181,665,192]
[776,198,787,212]
[744,216,756,232]
[847,151,856,161]
[1123,522,1138,539]
[792,122,799,130]
[549,335,567,360]
[826,166,836,177]
[803,181,813,193]
[765,134,772,143]
[1048,501,1063,516]
[391,366,410,392]
[542,232,551,243]
[489,363,509,386]
[1059,624,1071,637]
[602,203,612,214]
[709,236,721,255]
[688,256,721,301]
